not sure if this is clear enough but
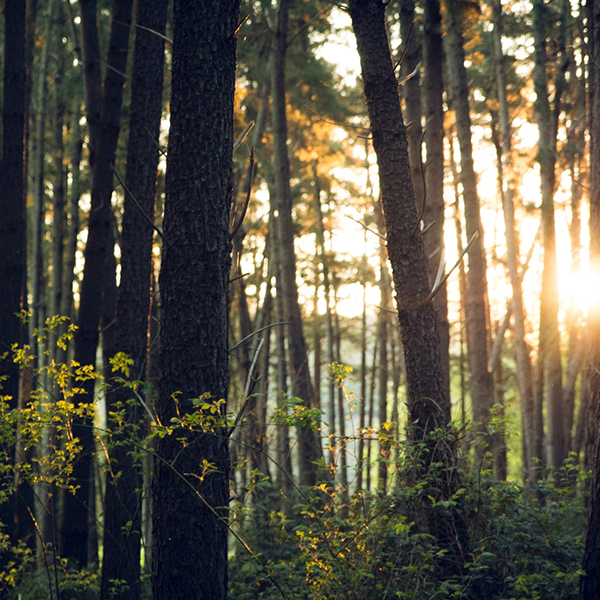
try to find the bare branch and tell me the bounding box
[346,214,387,241]
[428,231,479,301]
[111,166,173,249]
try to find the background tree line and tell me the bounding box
[1,0,600,598]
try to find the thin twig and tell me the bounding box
[346,214,386,241]
[135,22,172,44]
[397,62,420,86]
[421,220,435,235]
[144,125,167,157]
[230,148,255,240]
[230,321,290,353]
[233,121,254,154]
[412,124,429,234]
[111,166,173,249]
[229,272,250,284]
[390,20,413,78]
[305,105,371,132]
[374,304,397,315]
[228,338,266,439]
[427,231,479,301]
[431,248,446,294]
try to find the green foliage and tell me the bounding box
[228,446,585,600]
[0,323,588,600]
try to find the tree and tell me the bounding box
[444,0,495,452]
[580,0,600,596]
[0,0,28,544]
[422,0,451,396]
[532,0,565,470]
[271,0,324,487]
[151,1,240,598]
[61,0,134,566]
[99,0,168,596]
[490,0,536,481]
[347,0,471,580]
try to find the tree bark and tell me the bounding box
[100,0,168,596]
[445,0,495,452]
[0,0,28,545]
[348,0,472,581]
[151,1,240,598]
[61,0,134,566]
[272,0,323,487]
[491,0,536,480]
[422,0,451,396]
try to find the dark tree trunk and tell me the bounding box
[100,0,168,596]
[422,0,451,396]
[272,0,323,487]
[61,0,134,566]
[0,0,27,411]
[0,0,28,545]
[151,1,240,598]
[348,0,472,581]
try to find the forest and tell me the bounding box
[1,0,600,598]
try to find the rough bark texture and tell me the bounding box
[0,0,27,409]
[422,0,451,396]
[0,0,28,546]
[61,0,133,566]
[445,0,494,448]
[272,0,323,487]
[151,1,240,598]
[100,0,168,596]
[348,0,471,581]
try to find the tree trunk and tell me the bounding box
[272,0,323,487]
[374,200,390,491]
[581,0,600,596]
[348,0,472,581]
[151,1,240,598]
[100,0,167,596]
[61,0,134,566]
[491,0,536,480]
[445,0,495,452]
[532,0,565,470]
[313,161,336,470]
[0,0,28,544]
[422,0,451,395]
[357,229,368,492]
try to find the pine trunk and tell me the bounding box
[151,1,240,598]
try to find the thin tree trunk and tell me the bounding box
[0,0,28,545]
[348,0,473,581]
[374,200,390,491]
[490,0,536,479]
[272,0,323,487]
[532,0,565,470]
[313,161,336,470]
[422,0,450,396]
[357,230,368,493]
[100,0,168,595]
[61,0,134,565]
[581,0,600,595]
[445,0,494,455]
